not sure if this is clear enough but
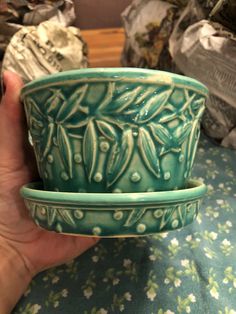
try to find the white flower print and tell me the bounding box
[54,301,59,308]
[204,248,213,259]
[174,278,181,287]
[149,254,156,261]
[209,232,218,240]
[123,259,132,267]
[222,239,231,246]
[171,238,179,246]
[146,289,157,301]
[119,304,125,312]
[186,235,192,242]
[84,287,93,299]
[196,214,202,224]
[124,292,132,301]
[206,253,212,259]
[160,232,168,238]
[61,289,68,298]
[112,278,120,285]
[188,294,196,303]
[210,287,219,299]
[181,259,190,267]
[207,184,214,192]
[52,276,60,284]
[92,255,99,263]
[32,304,42,314]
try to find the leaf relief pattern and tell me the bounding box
[24,82,206,188]
[138,127,161,178]
[136,86,173,123]
[96,120,116,142]
[83,120,98,183]
[107,129,134,187]
[57,125,73,178]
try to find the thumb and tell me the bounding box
[1,71,24,120]
[0,71,26,168]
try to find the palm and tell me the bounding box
[0,72,98,276]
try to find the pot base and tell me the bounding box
[20,179,206,237]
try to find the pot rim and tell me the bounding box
[21,67,209,98]
[20,179,207,207]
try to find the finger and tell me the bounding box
[73,236,100,256]
[54,235,100,264]
[27,233,100,274]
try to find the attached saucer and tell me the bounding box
[20,180,206,237]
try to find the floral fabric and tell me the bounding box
[13,135,236,314]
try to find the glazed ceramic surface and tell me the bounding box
[21,68,208,193]
[21,179,206,237]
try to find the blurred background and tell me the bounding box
[74,0,132,29]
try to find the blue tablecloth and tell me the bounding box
[14,135,236,314]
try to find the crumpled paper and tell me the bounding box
[169,0,236,149]
[121,0,187,71]
[122,0,236,149]
[0,0,75,26]
[0,0,76,79]
[2,21,88,83]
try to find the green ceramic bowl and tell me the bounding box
[21,68,208,193]
[20,179,207,237]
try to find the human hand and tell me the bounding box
[0,72,98,312]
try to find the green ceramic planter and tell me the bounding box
[21,68,208,193]
[20,179,207,237]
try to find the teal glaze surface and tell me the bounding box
[21,68,208,193]
[20,179,207,237]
